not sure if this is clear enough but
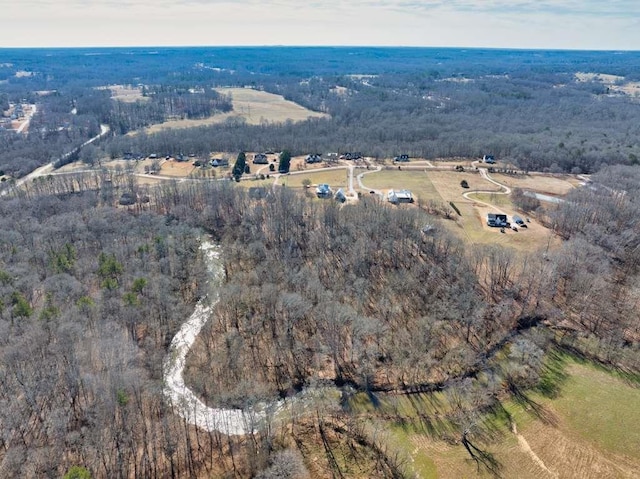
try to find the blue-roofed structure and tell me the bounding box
[316,183,332,198]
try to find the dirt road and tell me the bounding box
[462,161,512,215]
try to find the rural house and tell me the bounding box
[387,189,414,204]
[316,183,332,198]
[487,213,507,227]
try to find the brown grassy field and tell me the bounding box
[574,72,640,97]
[289,156,338,172]
[360,170,557,251]
[373,158,480,169]
[142,88,329,134]
[97,84,148,102]
[491,173,579,196]
[55,161,97,173]
[159,160,197,177]
[279,168,349,189]
[234,177,275,188]
[430,158,477,168]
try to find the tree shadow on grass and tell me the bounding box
[536,349,570,399]
[555,342,640,387]
[464,440,502,477]
[509,382,558,427]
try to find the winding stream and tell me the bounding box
[163,241,269,436]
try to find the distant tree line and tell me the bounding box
[102,71,640,173]
[4,47,640,179]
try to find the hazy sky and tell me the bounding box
[3,0,639,50]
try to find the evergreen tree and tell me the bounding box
[232,151,246,181]
[278,150,291,173]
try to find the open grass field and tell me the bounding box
[97,84,148,102]
[55,161,97,173]
[142,87,329,134]
[234,177,275,188]
[468,191,513,208]
[280,168,349,189]
[431,158,478,168]
[217,87,329,123]
[358,169,441,198]
[351,354,640,479]
[491,173,579,196]
[159,159,196,177]
[360,169,557,251]
[550,362,640,458]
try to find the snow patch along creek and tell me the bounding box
[163,241,277,436]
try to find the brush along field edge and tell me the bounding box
[163,241,278,436]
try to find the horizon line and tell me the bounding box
[1,44,639,53]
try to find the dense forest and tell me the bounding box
[1,168,637,477]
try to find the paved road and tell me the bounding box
[1,124,110,197]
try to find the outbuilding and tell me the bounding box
[252,153,269,164]
[387,189,414,204]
